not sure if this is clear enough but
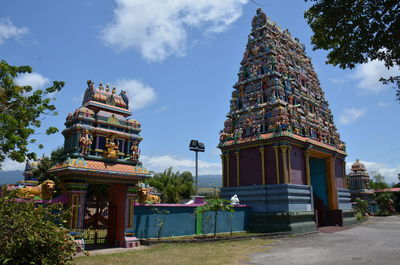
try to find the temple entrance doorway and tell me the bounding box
[310,158,328,226]
[83,184,113,249]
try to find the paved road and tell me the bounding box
[249,216,400,265]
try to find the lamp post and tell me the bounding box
[189,140,205,196]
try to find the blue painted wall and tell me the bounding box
[310,158,328,206]
[134,205,249,239]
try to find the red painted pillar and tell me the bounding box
[108,183,139,248]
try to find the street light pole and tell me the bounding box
[189,140,205,197]
[195,150,198,196]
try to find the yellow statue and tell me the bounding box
[103,134,119,159]
[138,188,160,204]
[17,180,56,200]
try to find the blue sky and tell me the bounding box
[1,0,400,184]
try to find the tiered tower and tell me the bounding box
[348,160,376,212]
[220,9,354,232]
[49,80,150,249]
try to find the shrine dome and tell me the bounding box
[351,159,366,171]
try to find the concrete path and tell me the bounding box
[249,216,400,265]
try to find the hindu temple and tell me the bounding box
[348,159,376,213]
[49,80,150,249]
[219,9,355,233]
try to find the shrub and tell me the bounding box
[355,212,363,221]
[355,198,369,215]
[197,198,234,238]
[0,187,77,265]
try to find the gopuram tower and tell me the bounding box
[49,80,150,249]
[219,9,355,233]
[348,160,376,213]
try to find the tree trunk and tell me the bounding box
[214,211,218,238]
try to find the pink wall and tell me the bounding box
[335,157,345,188]
[239,147,262,185]
[290,146,306,185]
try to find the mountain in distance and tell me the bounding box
[0,170,24,184]
[0,171,222,188]
[197,175,222,188]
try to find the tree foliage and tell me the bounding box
[305,0,400,97]
[369,174,389,190]
[147,168,195,203]
[33,146,64,183]
[0,60,64,168]
[0,188,76,264]
[197,198,234,238]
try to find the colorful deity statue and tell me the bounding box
[103,134,119,159]
[79,129,93,155]
[131,140,140,162]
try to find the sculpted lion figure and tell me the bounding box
[17,180,56,200]
[138,187,160,204]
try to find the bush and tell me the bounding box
[375,192,395,214]
[355,212,363,221]
[355,198,369,215]
[0,188,77,265]
[376,209,391,216]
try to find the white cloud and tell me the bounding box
[378,101,389,107]
[15,72,50,90]
[154,106,168,113]
[352,60,400,94]
[339,108,366,125]
[329,77,346,85]
[347,160,400,185]
[141,154,221,175]
[116,79,156,110]
[0,17,28,45]
[102,0,248,62]
[1,158,25,171]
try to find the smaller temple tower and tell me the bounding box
[49,80,150,249]
[348,159,376,212]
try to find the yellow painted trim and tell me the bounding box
[287,145,292,183]
[235,151,240,186]
[304,151,311,185]
[225,154,230,187]
[342,160,347,188]
[326,156,338,210]
[259,147,266,185]
[220,155,225,187]
[273,146,280,184]
[281,146,288,184]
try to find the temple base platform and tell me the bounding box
[250,211,317,234]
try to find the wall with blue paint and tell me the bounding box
[134,205,250,239]
[310,158,328,206]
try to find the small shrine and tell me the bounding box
[219,9,354,233]
[17,160,41,187]
[348,159,377,213]
[49,80,150,249]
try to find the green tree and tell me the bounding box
[147,168,195,203]
[0,60,64,168]
[304,1,400,98]
[151,207,170,240]
[369,174,389,190]
[355,198,368,216]
[33,146,64,182]
[0,187,77,264]
[197,198,234,238]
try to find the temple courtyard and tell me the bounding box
[76,216,400,265]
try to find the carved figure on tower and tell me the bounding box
[79,129,93,155]
[130,140,140,162]
[103,134,119,159]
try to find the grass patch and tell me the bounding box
[75,238,274,265]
